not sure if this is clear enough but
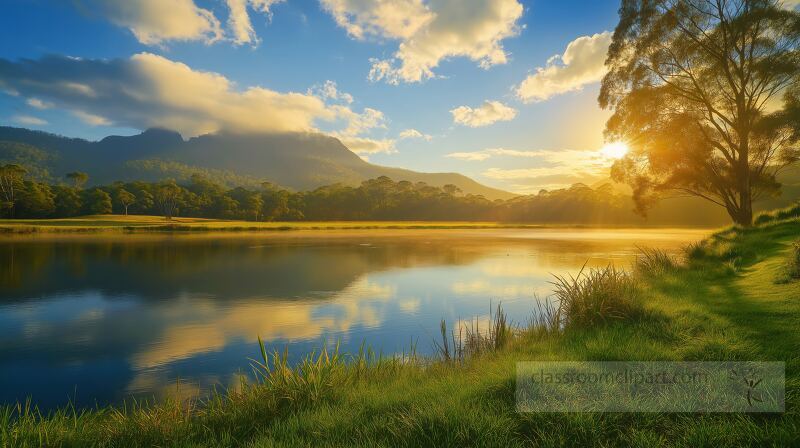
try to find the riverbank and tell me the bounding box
[2,216,799,447]
[0,215,710,234]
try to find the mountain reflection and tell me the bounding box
[0,230,705,409]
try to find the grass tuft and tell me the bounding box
[777,240,800,283]
[635,246,678,276]
[550,264,641,329]
[435,303,515,363]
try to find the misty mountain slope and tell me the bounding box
[0,127,516,199]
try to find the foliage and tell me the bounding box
[600,0,800,226]
[0,141,53,182]
[86,188,112,215]
[0,164,26,218]
[65,171,88,189]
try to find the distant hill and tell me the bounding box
[0,127,516,200]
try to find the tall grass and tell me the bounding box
[550,265,641,329]
[754,201,800,225]
[778,240,800,283]
[635,246,678,276]
[434,303,515,363]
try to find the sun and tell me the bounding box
[599,142,629,160]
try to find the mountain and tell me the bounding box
[0,127,516,200]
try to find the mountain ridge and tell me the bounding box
[0,126,517,200]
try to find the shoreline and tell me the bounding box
[0,215,717,236]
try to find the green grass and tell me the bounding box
[2,217,799,447]
[0,215,712,234]
[0,215,550,234]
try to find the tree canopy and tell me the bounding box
[600,0,800,225]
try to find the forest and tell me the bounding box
[0,163,652,224]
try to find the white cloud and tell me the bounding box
[321,0,434,40]
[323,0,524,84]
[0,54,387,150]
[339,136,396,155]
[479,147,621,191]
[308,80,354,105]
[451,100,517,127]
[446,151,492,161]
[399,128,432,141]
[72,110,112,126]
[78,0,285,47]
[26,98,53,109]
[515,31,612,103]
[12,115,47,126]
[226,0,284,45]
[446,148,541,161]
[78,0,224,45]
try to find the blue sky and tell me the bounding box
[0,0,624,193]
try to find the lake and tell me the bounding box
[0,228,707,410]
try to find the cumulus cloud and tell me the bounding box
[321,0,434,40]
[0,55,388,152]
[451,100,517,127]
[77,0,284,47]
[77,0,224,45]
[782,0,800,9]
[323,0,524,84]
[226,0,284,45]
[515,31,612,103]
[308,80,354,105]
[399,129,432,141]
[12,115,47,126]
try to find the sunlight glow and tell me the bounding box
[599,142,629,160]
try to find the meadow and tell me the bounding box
[0,205,798,447]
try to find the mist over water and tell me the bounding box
[0,229,706,409]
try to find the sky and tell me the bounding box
[0,0,628,194]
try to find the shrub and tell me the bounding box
[550,265,641,329]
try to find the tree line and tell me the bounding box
[0,165,646,224]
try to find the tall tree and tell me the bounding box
[155,180,182,220]
[65,171,89,190]
[86,189,112,215]
[115,189,136,216]
[600,0,800,226]
[0,164,27,218]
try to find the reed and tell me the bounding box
[550,264,641,329]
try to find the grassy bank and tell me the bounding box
[2,217,799,447]
[0,215,706,234]
[0,215,541,234]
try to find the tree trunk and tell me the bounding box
[124,205,128,216]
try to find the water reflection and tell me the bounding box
[0,229,706,409]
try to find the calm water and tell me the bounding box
[0,229,706,409]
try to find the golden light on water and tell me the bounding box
[599,142,629,160]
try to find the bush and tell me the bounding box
[550,265,641,329]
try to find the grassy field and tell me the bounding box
[0,215,551,234]
[1,215,799,446]
[0,215,711,234]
